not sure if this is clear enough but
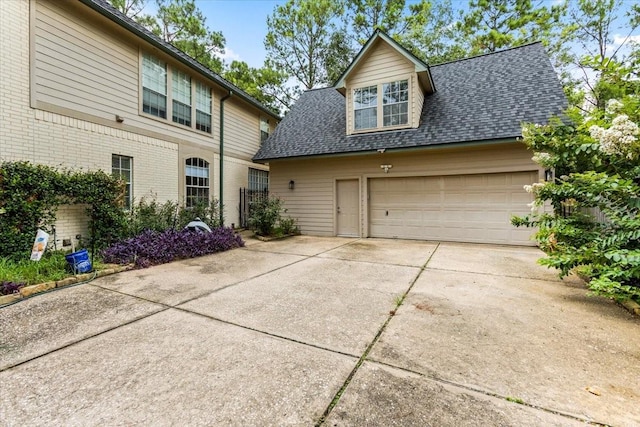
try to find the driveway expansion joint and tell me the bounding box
[173,238,364,307]
[0,306,168,373]
[315,243,440,426]
[171,305,363,360]
[364,359,610,427]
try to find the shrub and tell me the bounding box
[176,199,223,229]
[0,161,126,259]
[126,197,179,236]
[101,227,244,268]
[124,197,223,238]
[248,195,282,236]
[278,216,298,235]
[248,195,298,236]
[512,95,640,302]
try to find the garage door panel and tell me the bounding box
[369,172,537,245]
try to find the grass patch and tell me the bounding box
[0,250,109,296]
[0,251,69,286]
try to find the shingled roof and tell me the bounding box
[80,0,280,120]
[253,42,567,162]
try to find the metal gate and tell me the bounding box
[239,188,268,228]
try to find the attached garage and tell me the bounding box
[369,171,536,245]
[253,34,568,247]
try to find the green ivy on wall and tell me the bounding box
[0,161,127,259]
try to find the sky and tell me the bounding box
[195,0,281,67]
[188,0,640,69]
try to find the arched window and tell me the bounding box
[185,157,209,207]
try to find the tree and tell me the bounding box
[345,0,465,64]
[109,0,148,19]
[512,92,640,303]
[558,0,640,110]
[264,0,351,90]
[109,0,226,73]
[460,0,566,54]
[151,0,226,73]
[399,0,467,64]
[347,0,408,43]
[223,60,296,114]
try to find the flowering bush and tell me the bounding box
[101,228,244,268]
[512,95,640,302]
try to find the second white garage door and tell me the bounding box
[369,171,537,245]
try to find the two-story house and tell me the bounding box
[0,0,279,248]
[254,31,567,246]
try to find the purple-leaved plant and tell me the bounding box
[1,281,26,296]
[101,227,244,268]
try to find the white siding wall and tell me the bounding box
[223,97,263,160]
[268,143,544,237]
[31,0,222,150]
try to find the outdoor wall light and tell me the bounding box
[115,114,124,123]
[380,164,392,173]
[544,169,554,182]
[289,180,295,190]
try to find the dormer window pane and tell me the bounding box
[383,80,408,127]
[354,85,377,130]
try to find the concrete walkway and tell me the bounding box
[1,236,638,426]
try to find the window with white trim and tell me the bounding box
[172,69,191,126]
[382,80,409,126]
[141,52,213,134]
[354,85,378,130]
[142,53,167,118]
[185,157,210,207]
[112,154,133,210]
[196,81,212,133]
[353,79,410,131]
[248,168,269,191]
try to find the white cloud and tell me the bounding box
[612,34,640,46]
[215,47,242,63]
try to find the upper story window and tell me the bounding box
[354,85,378,130]
[382,80,408,126]
[141,52,212,134]
[260,117,270,142]
[172,69,191,126]
[196,82,212,133]
[142,53,167,118]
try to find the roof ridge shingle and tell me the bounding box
[430,41,544,68]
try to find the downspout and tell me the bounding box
[219,91,233,225]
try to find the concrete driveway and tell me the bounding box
[1,236,638,426]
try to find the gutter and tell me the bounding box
[219,91,233,225]
[253,137,521,163]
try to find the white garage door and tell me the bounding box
[369,171,537,245]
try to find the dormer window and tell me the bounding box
[335,31,435,136]
[353,79,409,132]
[354,85,378,130]
[383,80,408,126]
